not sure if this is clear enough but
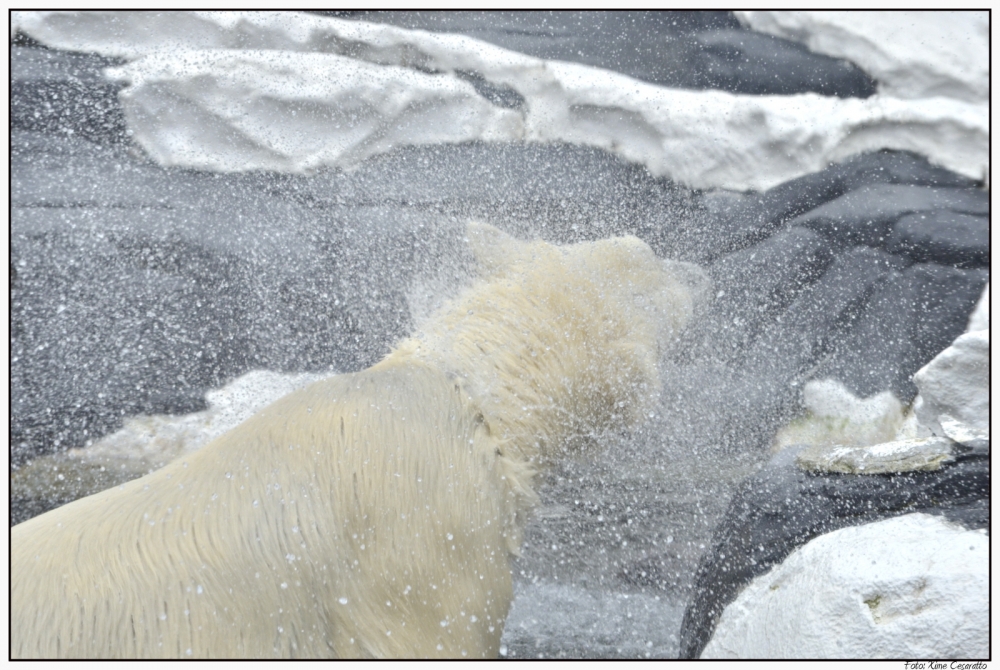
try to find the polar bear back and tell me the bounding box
[12,365,514,658]
[12,223,707,659]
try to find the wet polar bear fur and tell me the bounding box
[12,222,706,659]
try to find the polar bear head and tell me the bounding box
[465,220,707,361]
[403,220,709,464]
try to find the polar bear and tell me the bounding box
[11,222,706,659]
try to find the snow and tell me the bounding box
[737,11,989,103]
[795,436,955,475]
[63,369,333,473]
[912,330,990,440]
[12,10,989,191]
[910,282,989,446]
[966,283,989,332]
[105,48,524,173]
[772,379,905,452]
[701,513,989,659]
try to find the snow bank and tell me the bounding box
[106,48,523,173]
[702,513,988,659]
[12,10,988,191]
[737,11,989,103]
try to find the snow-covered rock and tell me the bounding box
[795,436,955,475]
[11,10,989,190]
[685,281,990,658]
[678,441,989,659]
[701,513,989,659]
[737,11,989,103]
[913,330,989,441]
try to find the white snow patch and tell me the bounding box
[737,11,989,103]
[966,283,989,333]
[701,513,988,659]
[909,282,988,446]
[795,436,955,475]
[772,379,905,452]
[12,10,989,191]
[105,49,523,173]
[64,368,334,469]
[912,330,989,441]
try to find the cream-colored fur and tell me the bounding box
[11,222,704,658]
